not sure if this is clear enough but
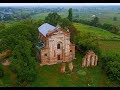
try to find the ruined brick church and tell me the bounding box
[37,23,75,65]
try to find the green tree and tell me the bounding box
[101,53,120,82]
[91,16,99,27]
[111,25,120,34]
[74,32,101,55]
[113,17,117,21]
[67,24,79,43]
[10,40,38,85]
[59,18,71,29]
[45,12,61,26]
[0,19,41,86]
[101,23,113,31]
[67,8,73,22]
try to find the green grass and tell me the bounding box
[74,12,120,25]
[73,22,120,53]
[30,52,118,87]
[99,40,120,54]
[0,65,14,86]
[73,23,120,40]
[31,12,50,20]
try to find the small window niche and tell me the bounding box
[45,54,47,56]
[57,43,60,49]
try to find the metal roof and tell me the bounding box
[38,23,56,37]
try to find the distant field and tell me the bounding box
[98,13,120,25]
[31,12,68,20]
[74,12,120,25]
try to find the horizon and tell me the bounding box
[0,3,120,7]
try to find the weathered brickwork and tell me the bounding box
[38,28,75,65]
[82,50,98,67]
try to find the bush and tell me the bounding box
[101,52,120,82]
[74,32,101,56]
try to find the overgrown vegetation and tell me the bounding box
[0,19,44,86]
[101,52,120,84]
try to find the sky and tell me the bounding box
[0,3,120,7]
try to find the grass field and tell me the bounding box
[98,13,120,25]
[73,22,120,53]
[31,12,68,20]
[30,52,114,87]
[0,52,119,87]
[99,40,120,55]
[74,12,120,25]
[73,23,120,40]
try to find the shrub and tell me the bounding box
[101,52,120,82]
[74,32,101,56]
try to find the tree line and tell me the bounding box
[0,19,44,86]
[73,17,120,35]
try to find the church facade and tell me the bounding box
[37,23,75,65]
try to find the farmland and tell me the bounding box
[0,5,120,87]
[31,12,68,20]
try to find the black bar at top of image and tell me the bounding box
[0,0,120,3]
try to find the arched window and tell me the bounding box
[57,43,60,49]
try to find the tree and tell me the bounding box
[111,25,120,34]
[101,23,113,31]
[90,16,100,27]
[0,20,40,86]
[113,17,117,21]
[45,12,61,26]
[74,32,101,55]
[67,8,73,22]
[10,40,38,85]
[59,18,71,29]
[101,53,120,82]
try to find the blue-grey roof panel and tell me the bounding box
[38,23,56,36]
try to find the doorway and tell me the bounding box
[57,55,60,60]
